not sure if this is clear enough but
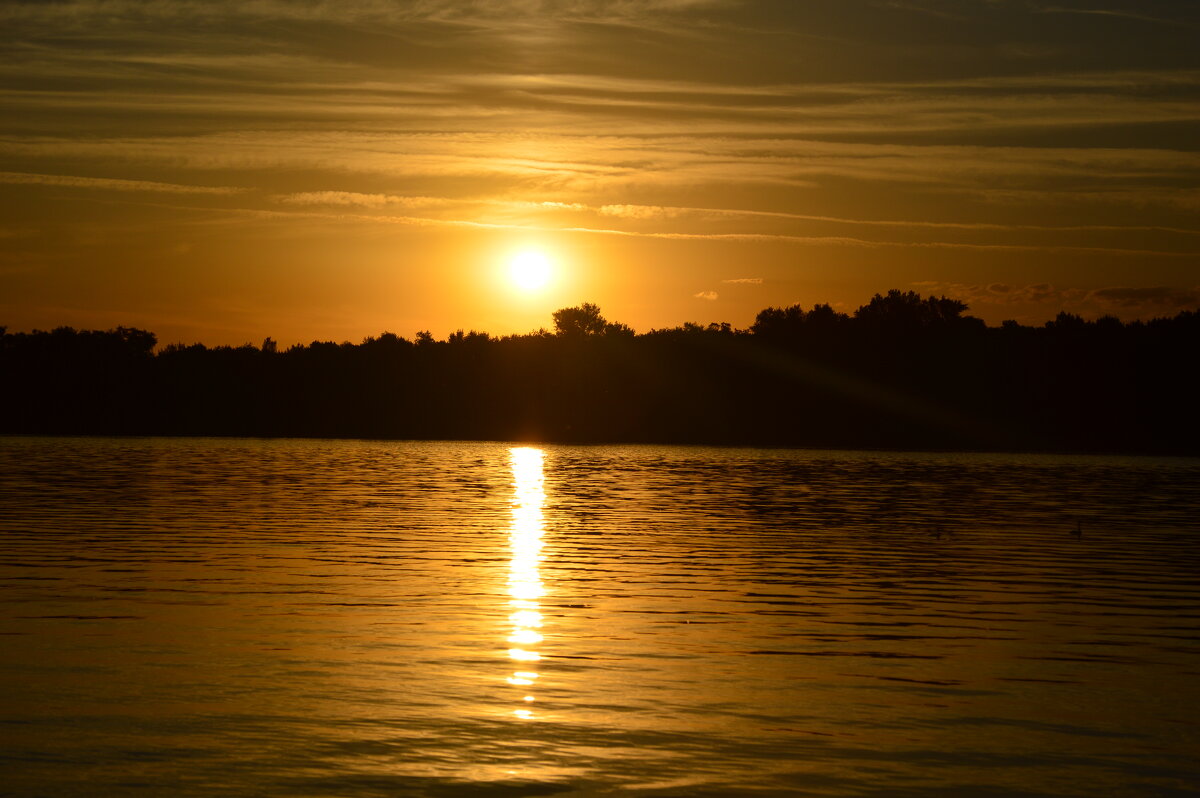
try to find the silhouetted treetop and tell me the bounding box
[552,303,632,337]
[752,303,850,337]
[1046,311,1086,331]
[447,329,492,345]
[854,289,973,329]
[553,303,605,336]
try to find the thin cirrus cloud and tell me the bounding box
[694,291,719,301]
[0,171,242,195]
[1091,285,1200,310]
[9,126,1194,201]
[913,281,1200,315]
[1033,5,1199,28]
[123,194,1197,260]
[277,192,448,209]
[12,158,1192,261]
[593,202,1200,235]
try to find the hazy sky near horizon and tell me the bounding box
[2,0,1198,345]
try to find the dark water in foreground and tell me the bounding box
[1,437,1198,797]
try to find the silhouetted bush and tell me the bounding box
[2,295,1197,454]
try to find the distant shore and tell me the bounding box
[4,291,1198,456]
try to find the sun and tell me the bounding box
[508,250,552,292]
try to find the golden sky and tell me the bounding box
[1,0,1198,346]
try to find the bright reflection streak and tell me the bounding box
[506,447,545,719]
[506,670,538,686]
[510,610,541,626]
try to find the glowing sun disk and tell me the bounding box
[509,250,552,292]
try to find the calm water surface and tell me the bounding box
[1,437,1198,796]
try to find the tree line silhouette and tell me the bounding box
[2,290,1197,453]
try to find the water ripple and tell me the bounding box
[0,437,1197,796]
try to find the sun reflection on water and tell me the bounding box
[506,447,545,719]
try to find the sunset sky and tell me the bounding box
[2,0,1198,346]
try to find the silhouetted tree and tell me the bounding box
[1046,311,1086,331]
[751,303,850,339]
[553,303,609,336]
[855,289,970,329]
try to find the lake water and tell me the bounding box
[1,436,1198,796]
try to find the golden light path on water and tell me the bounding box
[506,447,545,720]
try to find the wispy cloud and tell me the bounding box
[1034,5,1198,29]
[599,204,686,219]
[586,201,1200,235]
[0,0,729,24]
[694,290,719,300]
[277,191,446,208]
[722,278,762,284]
[101,194,1200,260]
[552,225,1196,257]
[913,281,1087,306]
[873,1,966,21]
[1091,285,1200,311]
[913,281,1200,318]
[0,171,242,195]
